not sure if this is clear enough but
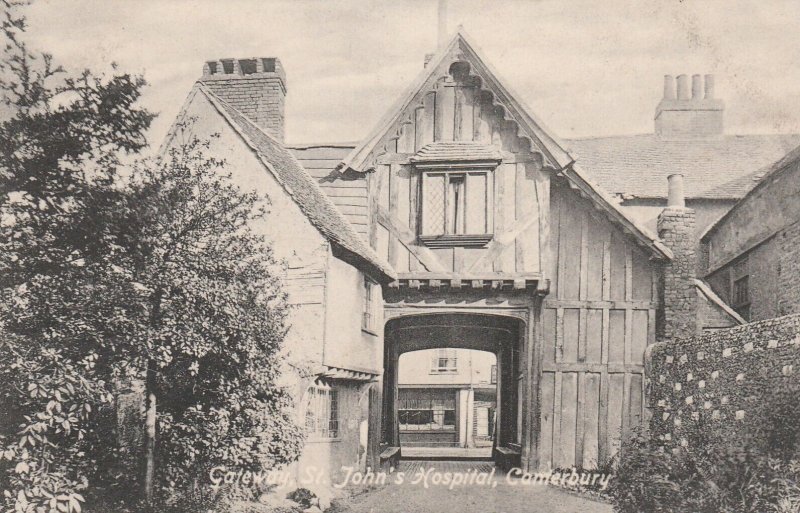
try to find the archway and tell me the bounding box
[382,313,525,462]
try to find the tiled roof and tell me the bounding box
[410,141,502,163]
[565,134,800,200]
[198,85,396,283]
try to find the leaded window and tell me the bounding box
[304,383,339,440]
[420,170,491,239]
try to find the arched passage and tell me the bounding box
[382,313,526,461]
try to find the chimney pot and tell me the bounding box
[657,179,698,339]
[704,74,715,99]
[676,74,690,100]
[663,75,676,100]
[667,174,685,208]
[691,74,702,99]
[656,73,724,139]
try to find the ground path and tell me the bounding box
[332,460,613,513]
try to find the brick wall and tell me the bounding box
[696,286,740,331]
[201,57,287,142]
[203,77,285,142]
[645,313,800,448]
[658,206,697,339]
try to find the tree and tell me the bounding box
[0,1,154,511]
[0,2,303,511]
[115,135,304,507]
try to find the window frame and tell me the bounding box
[729,256,750,320]
[361,276,379,335]
[304,382,340,442]
[417,164,495,248]
[430,348,458,374]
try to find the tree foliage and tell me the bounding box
[119,136,304,504]
[0,2,153,511]
[0,2,303,511]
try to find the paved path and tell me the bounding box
[333,461,613,513]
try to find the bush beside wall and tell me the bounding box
[646,313,800,449]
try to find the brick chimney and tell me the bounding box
[658,174,698,340]
[655,74,724,140]
[200,57,287,142]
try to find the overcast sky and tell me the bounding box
[21,0,800,148]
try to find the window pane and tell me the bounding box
[466,173,487,233]
[305,385,339,439]
[362,278,373,330]
[422,174,446,235]
[448,176,465,234]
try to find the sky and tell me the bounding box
[20,0,800,149]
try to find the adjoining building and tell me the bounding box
[701,144,800,322]
[161,73,396,482]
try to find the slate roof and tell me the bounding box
[565,134,800,200]
[410,141,502,163]
[197,85,396,283]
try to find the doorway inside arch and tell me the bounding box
[397,348,497,457]
[382,313,525,462]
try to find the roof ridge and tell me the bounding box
[338,29,574,174]
[196,84,396,282]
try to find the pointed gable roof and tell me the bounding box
[339,28,573,174]
[337,28,672,261]
[166,83,396,283]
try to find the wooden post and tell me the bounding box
[143,358,156,505]
[143,289,162,506]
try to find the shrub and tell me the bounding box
[609,382,800,513]
[286,488,316,509]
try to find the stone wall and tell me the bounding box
[645,313,800,448]
[658,206,697,339]
[703,217,800,322]
[779,220,800,316]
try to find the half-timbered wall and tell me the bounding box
[538,182,658,469]
[365,61,547,276]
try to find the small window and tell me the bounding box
[421,170,491,242]
[362,277,379,333]
[733,275,749,306]
[732,275,750,320]
[304,383,339,440]
[430,349,458,373]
